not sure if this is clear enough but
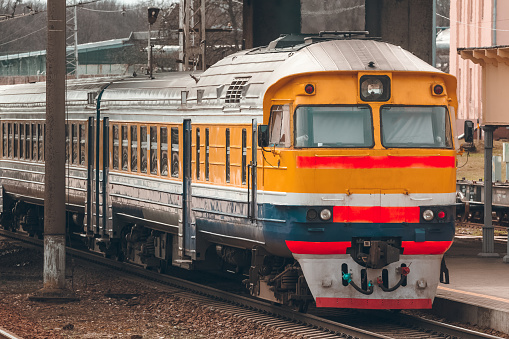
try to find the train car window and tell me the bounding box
[65,123,69,163]
[160,127,168,176]
[242,128,247,185]
[43,124,46,161]
[31,124,36,161]
[150,126,158,175]
[38,124,43,161]
[131,125,138,172]
[72,124,78,164]
[205,128,209,181]
[13,123,18,159]
[2,123,6,158]
[268,105,290,147]
[112,125,119,170]
[8,123,12,158]
[140,126,147,173]
[25,124,30,160]
[226,128,230,183]
[80,124,86,165]
[20,124,24,159]
[380,106,453,149]
[122,125,128,171]
[196,128,200,180]
[171,127,179,178]
[295,105,374,148]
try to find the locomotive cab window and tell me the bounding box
[268,105,290,147]
[381,106,453,148]
[294,105,373,148]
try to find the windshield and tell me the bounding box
[294,105,373,148]
[381,106,452,148]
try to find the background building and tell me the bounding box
[450,0,509,132]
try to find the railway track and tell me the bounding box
[456,221,508,235]
[0,328,21,339]
[0,229,504,339]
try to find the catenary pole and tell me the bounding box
[30,0,77,301]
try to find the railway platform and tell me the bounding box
[433,236,509,335]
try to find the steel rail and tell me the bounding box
[0,327,23,339]
[0,229,504,339]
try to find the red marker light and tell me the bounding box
[433,84,444,95]
[305,84,315,94]
[437,211,446,219]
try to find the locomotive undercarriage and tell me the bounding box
[0,194,313,310]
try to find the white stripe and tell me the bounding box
[257,191,456,206]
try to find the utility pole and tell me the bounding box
[29,0,78,302]
[147,7,160,78]
[179,0,206,71]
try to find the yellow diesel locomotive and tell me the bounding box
[0,34,457,311]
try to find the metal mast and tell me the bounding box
[66,1,79,78]
[179,0,206,71]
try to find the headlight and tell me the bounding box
[320,208,332,221]
[422,209,434,221]
[306,209,318,220]
[360,75,390,101]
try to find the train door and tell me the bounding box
[180,119,197,260]
[84,117,112,251]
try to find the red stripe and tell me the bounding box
[315,297,432,309]
[401,240,453,255]
[286,240,351,255]
[286,240,453,255]
[332,206,420,223]
[296,155,455,169]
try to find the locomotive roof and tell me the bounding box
[0,38,441,111]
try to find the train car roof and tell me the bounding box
[0,38,441,111]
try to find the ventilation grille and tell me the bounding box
[225,77,251,103]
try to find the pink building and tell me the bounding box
[450,0,509,125]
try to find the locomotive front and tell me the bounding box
[256,40,458,309]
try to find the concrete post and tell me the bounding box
[30,0,78,302]
[479,126,500,258]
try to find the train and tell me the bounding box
[0,33,458,311]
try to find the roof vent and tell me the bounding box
[225,77,251,103]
